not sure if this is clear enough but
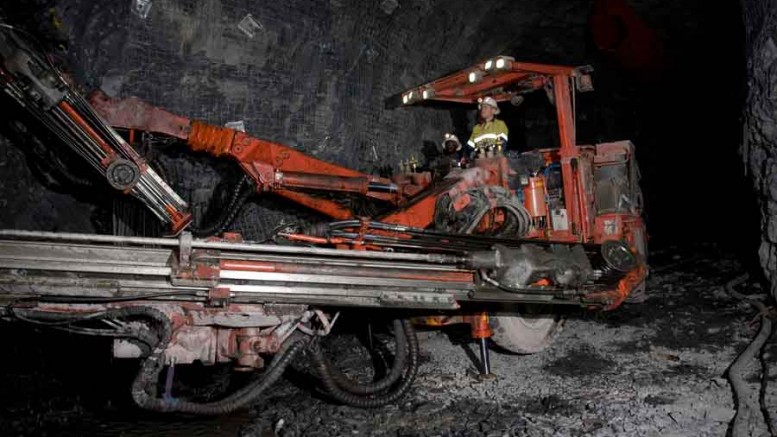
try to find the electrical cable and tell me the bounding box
[725,274,775,437]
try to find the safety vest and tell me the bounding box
[468,119,509,148]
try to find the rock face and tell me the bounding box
[0,0,755,250]
[0,0,593,236]
[743,0,777,300]
[56,0,597,170]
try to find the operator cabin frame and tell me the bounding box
[396,56,597,242]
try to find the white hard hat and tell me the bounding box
[478,96,500,114]
[441,132,462,151]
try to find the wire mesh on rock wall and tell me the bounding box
[1,0,595,238]
[47,0,587,237]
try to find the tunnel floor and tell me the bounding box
[0,244,774,437]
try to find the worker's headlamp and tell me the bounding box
[441,133,462,151]
[477,97,500,114]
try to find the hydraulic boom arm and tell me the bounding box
[89,92,431,220]
[0,26,191,233]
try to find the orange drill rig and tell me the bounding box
[0,27,647,413]
[87,55,647,307]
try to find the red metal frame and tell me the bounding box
[88,56,647,309]
[404,59,579,105]
[90,91,433,220]
[399,58,593,241]
[396,56,648,306]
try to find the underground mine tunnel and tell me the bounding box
[0,0,774,436]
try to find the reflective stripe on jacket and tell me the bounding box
[468,119,508,147]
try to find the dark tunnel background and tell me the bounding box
[0,1,773,435]
[0,0,757,259]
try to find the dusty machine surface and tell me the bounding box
[0,25,647,414]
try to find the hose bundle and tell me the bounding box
[434,186,531,237]
[129,310,307,415]
[10,305,420,413]
[9,304,305,415]
[310,319,419,408]
[190,174,253,237]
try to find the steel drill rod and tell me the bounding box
[0,230,468,264]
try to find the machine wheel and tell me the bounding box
[490,306,564,354]
[434,187,560,354]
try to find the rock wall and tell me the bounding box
[0,0,596,237]
[57,0,598,169]
[0,0,756,249]
[743,0,777,300]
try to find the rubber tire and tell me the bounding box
[490,309,564,355]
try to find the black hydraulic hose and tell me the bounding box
[12,304,307,415]
[8,306,114,325]
[312,319,419,408]
[191,175,252,238]
[326,220,362,231]
[8,306,152,343]
[33,291,200,303]
[491,196,531,237]
[330,231,473,253]
[323,319,408,395]
[132,326,308,415]
[12,304,419,411]
[326,219,539,250]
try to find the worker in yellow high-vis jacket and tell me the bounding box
[467,96,508,157]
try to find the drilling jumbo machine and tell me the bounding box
[0,26,646,413]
